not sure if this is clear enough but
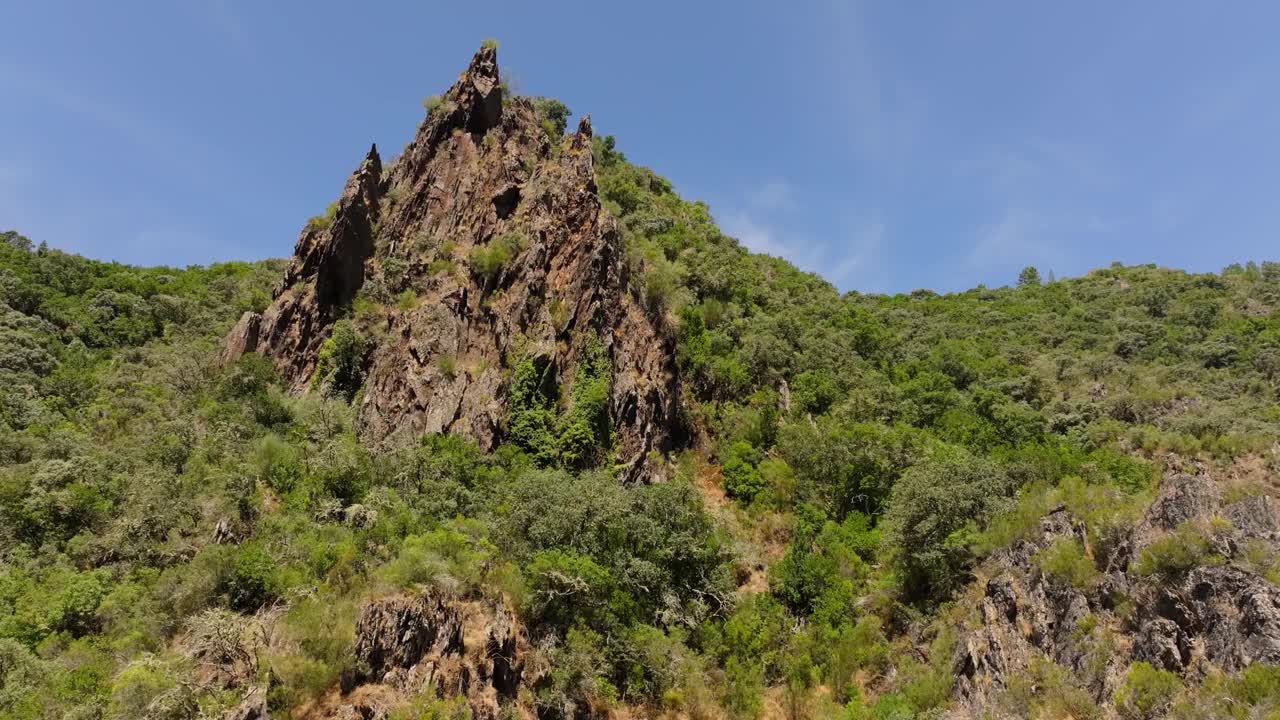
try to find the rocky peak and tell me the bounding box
[223,46,682,481]
[282,144,382,309]
[222,143,382,387]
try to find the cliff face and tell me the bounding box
[224,47,682,481]
[951,474,1280,719]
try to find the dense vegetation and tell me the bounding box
[3,104,1280,719]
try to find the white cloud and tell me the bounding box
[964,136,1135,281]
[720,211,791,258]
[968,209,1051,269]
[127,227,221,267]
[747,180,796,212]
[186,0,252,56]
[830,219,885,287]
[720,208,888,292]
[0,162,33,233]
[0,65,207,159]
[821,1,926,175]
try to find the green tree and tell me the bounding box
[882,446,1011,604]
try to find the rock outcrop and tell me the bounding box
[222,145,382,385]
[223,687,269,720]
[323,590,528,720]
[352,592,463,683]
[951,475,1280,719]
[223,46,681,481]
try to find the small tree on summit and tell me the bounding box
[1018,265,1042,287]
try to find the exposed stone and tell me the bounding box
[1140,474,1218,533]
[223,46,680,482]
[952,508,1104,713]
[482,601,525,699]
[222,686,268,720]
[1223,493,1279,539]
[952,473,1280,718]
[1131,618,1189,671]
[1182,565,1280,670]
[220,311,260,365]
[222,143,382,389]
[342,590,529,720]
[353,591,462,681]
[211,517,234,545]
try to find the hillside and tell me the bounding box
[3,46,1280,720]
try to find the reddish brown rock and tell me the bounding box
[223,45,681,480]
[353,592,463,680]
[222,144,381,389]
[333,591,529,720]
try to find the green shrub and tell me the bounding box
[536,627,616,720]
[507,355,559,465]
[721,655,765,719]
[532,97,571,139]
[427,258,455,275]
[379,521,499,595]
[255,434,302,493]
[435,354,457,380]
[758,456,797,507]
[721,441,764,502]
[975,483,1058,554]
[389,695,473,720]
[395,290,419,311]
[882,445,1012,604]
[495,468,732,635]
[1133,522,1222,579]
[1086,447,1156,493]
[1000,657,1101,720]
[523,551,618,630]
[1223,664,1280,710]
[312,320,365,401]
[106,656,195,720]
[777,418,920,520]
[470,233,524,281]
[828,617,888,702]
[1114,662,1181,719]
[0,639,50,716]
[769,505,874,619]
[715,593,789,679]
[1036,538,1099,589]
[227,542,277,612]
[556,337,610,468]
[305,201,340,232]
[1242,538,1280,585]
[422,94,447,116]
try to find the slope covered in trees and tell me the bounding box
[4,46,1280,720]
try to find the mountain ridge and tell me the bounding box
[3,43,1280,720]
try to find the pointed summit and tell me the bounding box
[462,43,499,85]
[225,45,682,482]
[221,143,382,384]
[433,44,503,136]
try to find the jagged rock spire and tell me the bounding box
[225,46,682,483]
[281,143,381,307]
[222,144,381,384]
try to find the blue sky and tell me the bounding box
[2,1,1278,294]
